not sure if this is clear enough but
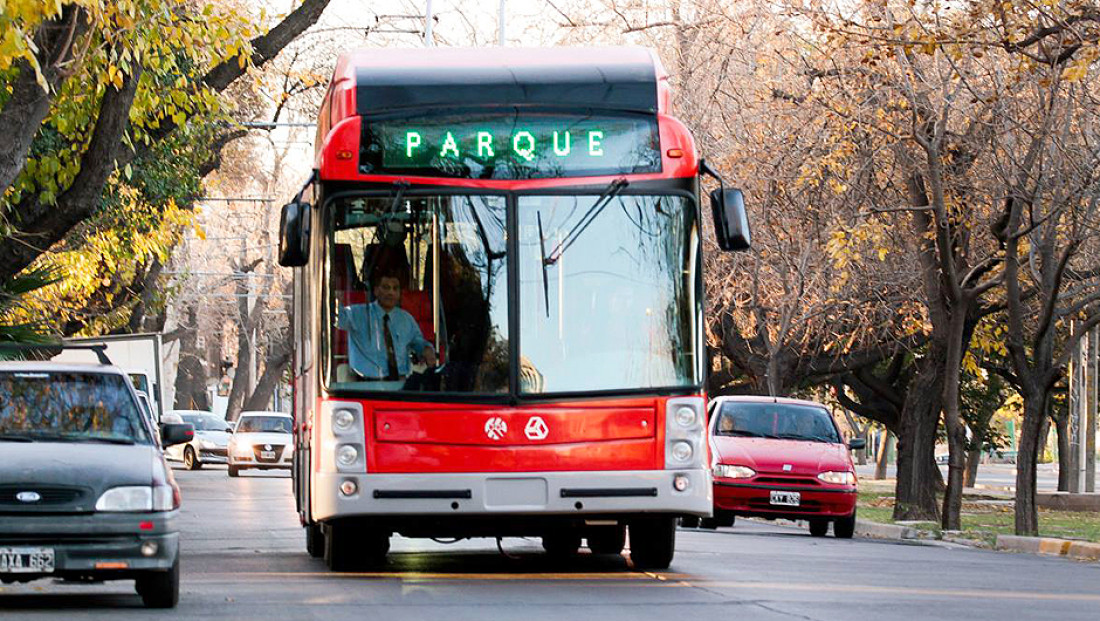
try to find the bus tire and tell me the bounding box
[629,517,676,570]
[542,531,581,558]
[306,522,325,558]
[587,525,626,555]
[325,520,389,572]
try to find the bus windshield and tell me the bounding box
[324,192,700,396]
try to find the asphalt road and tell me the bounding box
[2,466,1099,620]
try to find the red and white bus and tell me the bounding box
[278,46,750,571]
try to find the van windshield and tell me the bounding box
[0,371,151,444]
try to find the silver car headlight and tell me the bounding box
[713,464,756,479]
[96,486,153,512]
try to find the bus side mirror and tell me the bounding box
[278,201,311,267]
[709,187,751,251]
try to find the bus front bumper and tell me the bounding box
[312,469,712,522]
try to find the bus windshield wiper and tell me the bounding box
[537,178,628,316]
[541,178,628,267]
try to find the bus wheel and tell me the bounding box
[306,522,325,558]
[325,520,390,572]
[542,530,581,558]
[587,525,626,555]
[629,517,676,570]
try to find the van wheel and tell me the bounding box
[183,447,201,470]
[834,510,856,539]
[809,519,829,537]
[325,519,389,572]
[587,525,626,555]
[629,517,676,569]
[306,522,325,558]
[135,556,179,608]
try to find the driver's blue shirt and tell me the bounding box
[338,301,430,379]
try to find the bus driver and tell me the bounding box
[338,270,438,382]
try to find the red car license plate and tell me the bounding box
[769,491,801,507]
[0,547,55,574]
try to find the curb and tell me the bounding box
[855,519,919,540]
[995,534,1100,562]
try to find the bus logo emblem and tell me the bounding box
[524,417,549,441]
[484,417,508,440]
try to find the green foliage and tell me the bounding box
[0,266,60,348]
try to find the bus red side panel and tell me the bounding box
[351,397,673,474]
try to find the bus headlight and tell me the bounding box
[675,407,697,428]
[671,441,694,462]
[333,409,356,433]
[336,445,359,468]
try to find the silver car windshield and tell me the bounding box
[236,416,292,433]
[0,371,151,444]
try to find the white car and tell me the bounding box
[162,410,232,470]
[228,411,293,477]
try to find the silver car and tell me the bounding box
[227,411,293,477]
[162,410,231,470]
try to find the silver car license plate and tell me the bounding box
[769,491,801,507]
[0,547,55,574]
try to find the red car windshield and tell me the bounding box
[715,403,840,444]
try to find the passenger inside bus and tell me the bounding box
[337,268,438,384]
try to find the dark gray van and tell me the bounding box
[0,360,193,607]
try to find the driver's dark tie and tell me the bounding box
[383,314,399,380]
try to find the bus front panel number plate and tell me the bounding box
[0,547,55,574]
[769,491,800,507]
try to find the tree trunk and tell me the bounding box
[1015,398,1046,535]
[875,431,891,480]
[0,6,88,191]
[172,306,209,410]
[964,446,981,488]
[241,349,291,413]
[893,358,943,521]
[1055,412,1072,491]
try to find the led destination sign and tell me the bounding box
[361,113,661,179]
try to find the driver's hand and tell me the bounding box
[422,346,438,367]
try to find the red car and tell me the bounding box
[705,396,863,538]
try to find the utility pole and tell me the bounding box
[1088,327,1098,492]
[424,0,433,46]
[499,0,506,46]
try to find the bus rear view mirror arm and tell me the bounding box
[699,159,751,252]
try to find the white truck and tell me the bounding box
[52,333,168,423]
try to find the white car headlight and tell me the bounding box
[714,464,756,479]
[96,486,153,512]
[818,471,856,485]
[232,442,252,457]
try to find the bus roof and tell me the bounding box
[335,46,666,117]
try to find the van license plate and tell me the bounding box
[769,491,801,507]
[0,547,55,574]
